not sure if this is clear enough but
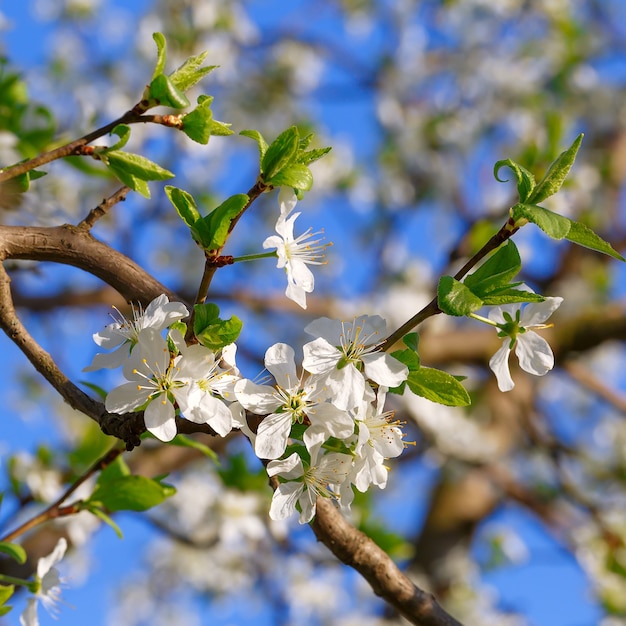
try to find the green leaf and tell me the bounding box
[481,289,545,306]
[240,129,269,161]
[0,542,26,565]
[297,146,332,166]
[493,159,536,203]
[151,32,167,79]
[106,151,174,185]
[87,506,123,539]
[391,348,420,371]
[181,95,213,144]
[511,203,571,239]
[0,584,14,608]
[147,74,190,109]
[403,332,419,352]
[88,474,175,512]
[107,124,131,151]
[406,366,471,407]
[529,133,583,204]
[437,276,484,316]
[464,241,522,297]
[13,168,47,192]
[169,51,217,93]
[267,164,313,190]
[565,219,626,262]
[201,194,249,251]
[262,126,299,180]
[165,185,201,228]
[208,119,233,136]
[169,434,219,463]
[193,302,243,350]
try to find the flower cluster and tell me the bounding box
[85,295,240,442]
[235,314,409,523]
[89,304,410,524]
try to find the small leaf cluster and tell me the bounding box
[437,241,543,317]
[165,185,249,253]
[241,126,331,194]
[496,134,625,261]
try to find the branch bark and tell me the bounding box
[311,497,464,626]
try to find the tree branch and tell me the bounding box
[311,498,464,626]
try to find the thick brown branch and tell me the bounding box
[311,498,463,626]
[0,224,177,304]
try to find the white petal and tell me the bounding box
[269,482,303,521]
[297,488,318,524]
[519,297,563,327]
[144,398,177,442]
[264,343,298,389]
[20,598,39,626]
[515,332,554,376]
[285,280,308,309]
[362,352,408,388]
[36,538,67,579]
[302,337,340,374]
[288,259,315,291]
[304,317,344,343]
[489,340,515,392]
[83,344,128,371]
[255,411,293,459]
[488,304,519,324]
[105,383,150,414]
[267,452,303,479]
[307,402,355,439]
[234,379,282,414]
[278,186,298,217]
[325,364,365,411]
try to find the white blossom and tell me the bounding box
[20,538,67,626]
[234,343,353,459]
[488,297,563,391]
[267,448,352,524]
[263,188,328,309]
[84,294,188,371]
[302,315,408,410]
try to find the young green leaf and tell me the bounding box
[0,542,26,565]
[464,240,522,296]
[510,203,571,239]
[202,194,249,251]
[105,151,175,182]
[406,366,471,407]
[87,506,123,539]
[438,276,484,316]
[480,289,545,306]
[147,74,190,109]
[262,126,299,180]
[151,32,167,79]
[0,584,14,608]
[88,474,175,512]
[267,164,313,190]
[529,133,583,204]
[493,158,536,203]
[240,129,269,161]
[208,119,233,136]
[165,185,201,228]
[297,146,332,166]
[565,219,626,261]
[169,51,217,93]
[169,434,219,463]
[403,332,419,352]
[181,95,214,144]
[107,124,131,151]
[194,302,243,350]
